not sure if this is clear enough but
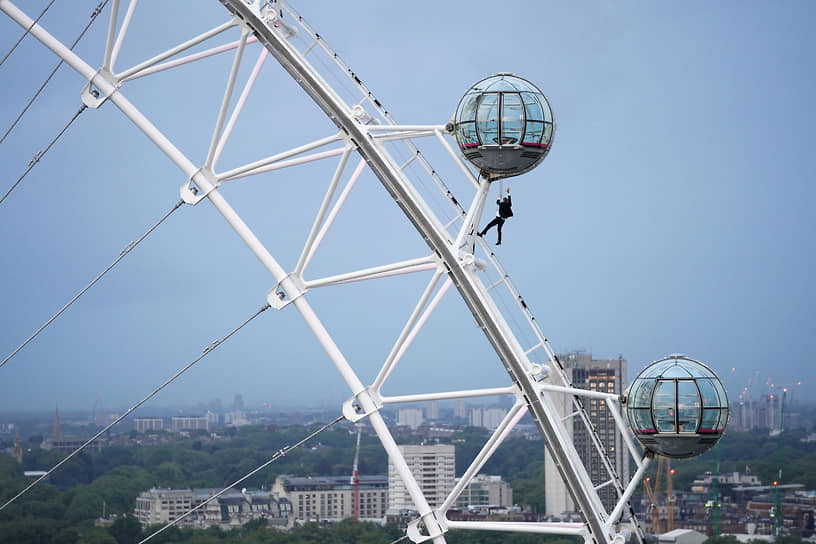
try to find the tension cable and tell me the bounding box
[0,103,88,205]
[0,0,109,149]
[139,414,345,544]
[0,302,271,513]
[0,0,57,69]
[0,199,184,371]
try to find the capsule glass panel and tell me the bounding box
[625,355,729,458]
[476,93,500,145]
[501,93,523,144]
[453,74,555,178]
[677,381,700,432]
[653,381,676,432]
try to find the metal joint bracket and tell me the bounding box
[407,511,445,543]
[262,5,298,39]
[180,168,219,205]
[352,105,378,126]
[342,388,381,423]
[530,362,550,381]
[81,68,118,109]
[266,272,306,310]
[459,250,486,272]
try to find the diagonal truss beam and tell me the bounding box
[220,2,617,543]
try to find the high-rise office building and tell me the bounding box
[388,444,455,512]
[545,352,627,514]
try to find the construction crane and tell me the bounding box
[643,474,658,533]
[642,456,676,534]
[350,427,361,520]
[643,456,663,533]
[666,459,676,532]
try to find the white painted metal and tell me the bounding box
[606,458,652,533]
[212,48,267,169]
[454,179,489,247]
[445,520,588,537]
[0,4,447,541]
[439,402,526,513]
[205,28,248,168]
[607,397,649,469]
[121,36,260,82]
[115,19,236,80]
[0,1,649,542]
[372,270,444,391]
[217,3,633,542]
[303,255,436,289]
[223,147,347,182]
[379,387,516,405]
[110,0,138,70]
[434,128,481,191]
[373,278,453,392]
[216,132,342,182]
[102,0,119,71]
[294,146,353,276]
[301,158,367,272]
[366,125,448,132]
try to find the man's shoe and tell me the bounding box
[496,241,501,246]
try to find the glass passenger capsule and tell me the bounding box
[626,355,729,459]
[453,74,554,179]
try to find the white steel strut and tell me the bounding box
[0,1,649,543]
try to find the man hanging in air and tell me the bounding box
[478,187,513,245]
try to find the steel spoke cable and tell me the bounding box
[0,0,109,149]
[0,0,57,68]
[139,414,345,544]
[0,199,184,370]
[0,302,272,512]
[0,103,88,205]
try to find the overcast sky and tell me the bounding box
[0,1,814,414]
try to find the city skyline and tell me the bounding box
[0,1,813,417]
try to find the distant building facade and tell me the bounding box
[272,475,388,522]
[545,352,627,515]
[454,401,467,419]
[455,475,513,508]
[388,444,455,512]
[397,408,424,430]
[41,406,100,452]
[426,401,440,421]
[134,418,164,433]
[469,407,508,430]
[134,487,288,529]
[171,416,208,432]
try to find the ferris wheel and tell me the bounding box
[0,2,729,543]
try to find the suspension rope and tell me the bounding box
[0,0,57,69]
[139,414,345,544]
[0,103,88,205]
[0,0,109,149]
[0,199,184,371]
[0,302,272,513]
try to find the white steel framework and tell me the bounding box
[0,1,650,543]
